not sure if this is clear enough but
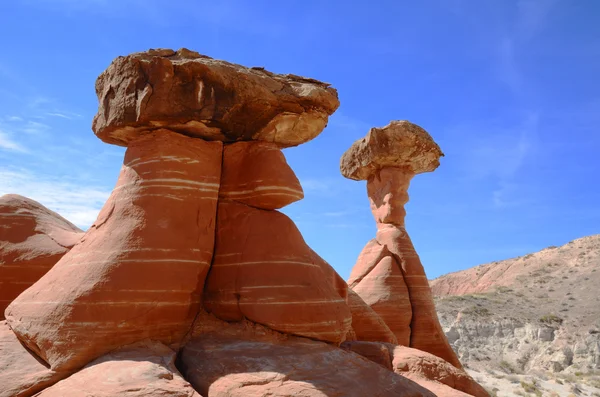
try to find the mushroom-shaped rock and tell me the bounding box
[340,120,443,181]
[0,195,83,319]
[93,48,340,148]
[341,120,461,369]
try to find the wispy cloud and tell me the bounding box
[0,130,28,153]
[0,168,111,229]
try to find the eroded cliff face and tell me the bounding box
[432,234,600,394]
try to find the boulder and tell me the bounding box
[341,341,489,397]
[0,194,82,319]
[203,201,351,344]
[179,333,436,397]
[219,141,303,210]
[92,48,339,148]
[6,130,222,371]
[36,341,200,397]
[340,120,444,181]
[391,346,490,397]
[0,321,69,397]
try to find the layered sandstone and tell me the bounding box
[36,341,199,397]
[219,141,303,209]
[0,194,82,319]
[203,201,351,343]
[0,49,482,397]
[92,48,340,147]
[346,289,398,344]
[0,321,70,397]
[6,130,222,371]
[341,121,462,368]
[341,341,488,397]
[180,333,435,397]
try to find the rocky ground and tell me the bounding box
[431,234,600,396]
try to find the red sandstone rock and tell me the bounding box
[340,120,444,181]
[203,201,351,343]
[367,167,413,226]
[341,120,461,368]
[180,333,435,397]
[391,346,490,397]
[341,341,488,397]
[0,321,69,397]
[6,130,221,371]
[377,224,461,368]
[219,141,303,210]
[0,195,82,319]
[352,254,412,346]
[36,340,200,397]
[346,289,398,344]
[93,48,340,148]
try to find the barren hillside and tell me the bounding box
[431,234,600,396]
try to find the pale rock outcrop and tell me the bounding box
[0,194,83,319]
[36,341,199,397]
[6,130,222,371]
[219,141,303,210]
[0,321,70,397]
[92,48,340,147]
[179,333,435,397]
[203,201,351,343]
[341,120,462,369]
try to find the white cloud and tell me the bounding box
[0,168,112,229]
[0,130,28,153]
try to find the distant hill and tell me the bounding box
[431,235,600,396]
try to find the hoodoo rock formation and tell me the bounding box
[341,120,462,368]
[0,194,83,319]
[0,49,486,396]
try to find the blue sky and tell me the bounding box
[0,0,598,279]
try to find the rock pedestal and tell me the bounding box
[341,120,462,368]
[0,50,485,396]
[6,130,222,371]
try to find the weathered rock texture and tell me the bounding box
[36,341,199,397]
[203,201,351,343]
[433,234,600,390]
[341,121,462,369]
[346,289,398,344]
[219,141,303,209]
[340,120,443,181]
[0,321,70,397]
[6,130,222,371]
[341,341,488,397]
[0,194,82,319]
[348,238,412,345]
[0,50,486,397]
[180,333,436,397]
[92,48,340,148]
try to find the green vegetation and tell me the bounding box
[539,314,563,325]
[520,379,542,396]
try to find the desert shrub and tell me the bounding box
[539,314,564,325]
[520,380,542,396]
